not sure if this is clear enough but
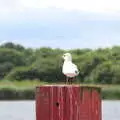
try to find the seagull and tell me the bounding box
[62,53,79,84]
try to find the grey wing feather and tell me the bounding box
[72,63,79,74]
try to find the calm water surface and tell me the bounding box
[0,100,120,120]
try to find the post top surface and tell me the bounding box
[36,84,101,89]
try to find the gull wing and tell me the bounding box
[71,63,79,74]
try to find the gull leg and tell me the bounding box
[66,77,68,84]
[70,78,73,84]
[68,78,71,84]
[68,77,70,84]
[68,77,71,84]
[70,77,74,84]
[69,78,71,84]
[71,78,73,84]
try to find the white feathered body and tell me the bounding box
[62,61,79,78]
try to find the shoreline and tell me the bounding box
[0,81,120,100]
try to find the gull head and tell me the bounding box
[62,53,72,61]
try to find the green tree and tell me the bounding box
[1,42,25,51]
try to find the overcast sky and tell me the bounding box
[0,0,120,49]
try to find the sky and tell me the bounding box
[0,0,120,49]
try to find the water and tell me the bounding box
[0,100,120,120]
[0,101,35,120]
[103,101,120,120]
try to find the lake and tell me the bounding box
[0,100,119,120]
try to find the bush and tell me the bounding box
[0,42,120,84]
[5,66,40,81]
[0,87,35,100]
[102,86,120,99]
[0,48,25,66]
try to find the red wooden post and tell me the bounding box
[36,85,101,120]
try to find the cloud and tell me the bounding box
[0,0,120,22]
[0,0,120,13]
[0,40,8,45]
[1,38,119,49]
[0,0,120,49]
[0,40,19,46]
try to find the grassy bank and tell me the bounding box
[0,80,120,100]
[0,80,47,100]
[102,85,120,100]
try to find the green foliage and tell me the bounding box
[102,86,120,99]
[0,42,120,84]
[0,48,25,65]
[0,87,34,100]
[5,49,64,82]
[0,62,14,79]
[1,42,25,51]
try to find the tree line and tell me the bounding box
[0,42,120,84]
